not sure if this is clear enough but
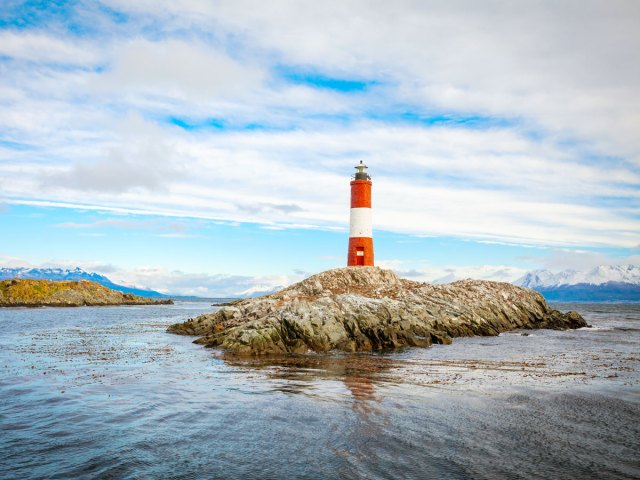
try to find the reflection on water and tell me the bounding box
[228,354,387,419]
[0,302,639,479]
[344,370,377,415]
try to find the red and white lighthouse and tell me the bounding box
[347,161,374,266]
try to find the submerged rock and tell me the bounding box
[0,278,173,307]
[168,267,586,355]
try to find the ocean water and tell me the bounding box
[0,301,638,480]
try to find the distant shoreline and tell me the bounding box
[0,278,173,308]
[0,300,173,308]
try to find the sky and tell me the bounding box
[0,0,639,296]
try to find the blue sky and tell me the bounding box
[0,1,639,295]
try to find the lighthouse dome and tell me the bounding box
[354,160,371,180]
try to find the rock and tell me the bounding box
[168,267,587,356]
[0,279,173,307]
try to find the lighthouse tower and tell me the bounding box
[347,161,374,266]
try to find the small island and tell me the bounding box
[0,278,173,307]
[168,267,587,356]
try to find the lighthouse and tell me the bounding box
[347,161,374,266]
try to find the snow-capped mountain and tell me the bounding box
[1,267,109,283]
[515,265,640,288]
[514,265,640,301]
[0,267,167,298]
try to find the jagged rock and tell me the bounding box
[168,267,587,356]
[0,279,173,307]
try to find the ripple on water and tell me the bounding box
[0,301,638,479]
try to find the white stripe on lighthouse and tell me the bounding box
[349,208,372,237]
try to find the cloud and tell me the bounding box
[87,263,119,273]
[102,266,301,297]
[45,148,173,192]
[292,269,312,276]
[379,259,528,284]
[0,1,638,253]
[394,269,425,278]
[0,256,36,268]
[0,30,100,65]
[54,217,188,233]
[0,256,303,296]
[2,121,637,248]
[101,0,640,155]
[236,203,304,215]
[519,248,640,272]
[54,216,201,238]
[94,38,265,101]
[40,113,185,193]
[56,219,134,229]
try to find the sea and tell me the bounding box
[0,301,638,480]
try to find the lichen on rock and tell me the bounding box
[168,267,587,356]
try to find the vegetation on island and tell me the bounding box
[0,278,172,307]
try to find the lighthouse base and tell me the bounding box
[347,237,374,266]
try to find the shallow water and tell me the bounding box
[0,301,638,479]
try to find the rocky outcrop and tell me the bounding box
[0,278,173,307]
[168,267,587,356]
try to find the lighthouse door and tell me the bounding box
[356,247,365,266]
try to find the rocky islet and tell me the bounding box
[169,267,587,355]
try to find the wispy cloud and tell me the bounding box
[3,123,638,247]
[156,233,199,239]
[379,260,529,284]
[0,30,101,65]
[54,217,189,233]
[236,202,305,215]
[52,215,203,241]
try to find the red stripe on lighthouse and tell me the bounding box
[348,237,374,266]
[350,180,372,208]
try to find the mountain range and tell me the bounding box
[514,265,640,301]
[2,265,638,302]
[0,267,167,298]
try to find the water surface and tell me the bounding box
[1,302,638,479]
